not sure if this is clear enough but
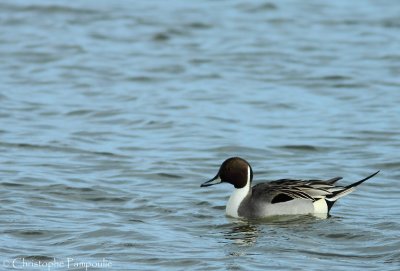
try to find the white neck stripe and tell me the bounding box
[225,165,251,218]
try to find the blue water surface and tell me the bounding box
[0,0,399,270]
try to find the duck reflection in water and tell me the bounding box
[223,215,322,248]
[223,221,259,247]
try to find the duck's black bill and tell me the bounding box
[201,175,222,187]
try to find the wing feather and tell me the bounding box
[252,177,346,203]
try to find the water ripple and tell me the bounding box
[1,0,399,270]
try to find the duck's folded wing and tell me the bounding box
[252,171,379,212]
[252,178,343,204]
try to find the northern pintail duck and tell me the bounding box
[201,157,379,218]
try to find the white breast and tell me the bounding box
[225,166,251,218]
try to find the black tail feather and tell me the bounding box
[345,170,380,189]
[326,170,380,213]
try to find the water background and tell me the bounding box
[1,0,400,270]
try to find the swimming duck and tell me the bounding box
[201,157,379,218]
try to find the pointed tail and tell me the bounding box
[344,170,380,190]
[326,170,380,202]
